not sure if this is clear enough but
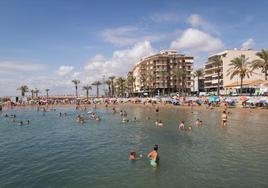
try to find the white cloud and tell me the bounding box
[241,38,254,50]
[0,61,46,73]
[56,65,74,76]
[150,12,180,23]
[101,26,139,46]
[187,14,205,27]
[84,41,155,82]
[101,25,167,46]
[72,72,80,78]
[170,28,224,52]
[187,14,219,35]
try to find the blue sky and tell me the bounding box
[0,0,267,96]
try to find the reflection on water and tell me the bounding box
[0,106,267,188]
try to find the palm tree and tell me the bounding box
[17,85,29,97]
[139,73,147,92]
[191,72,196,92]
[116,77,126,97]
[34,88,40,98]
[209,55,223,96]
[83,85,92,100]
[92,81,102,97]
[30,89,35,99]
[109,76,116,97]
[251,49,268,80]
[159,71,169,96]
[72,79,80,98]
[227,55,252,95]
[105,80,112,97]
[171,68,186,94]
[45,89,50,99]
[193,68,204,93]
[127,75,135,97]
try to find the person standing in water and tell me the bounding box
[147,145,159,167]
[221,111,228,126]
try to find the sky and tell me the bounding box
[0,0,268,96]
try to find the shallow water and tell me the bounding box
[0,106,268,188]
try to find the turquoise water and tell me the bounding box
[0,106,268,188]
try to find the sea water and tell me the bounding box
[0,106,267,188]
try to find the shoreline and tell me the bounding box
[1,101,267,113]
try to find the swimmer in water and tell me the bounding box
[195,119,200,126]
[179,121,185,130]
[158,120,164,127]
[132,117,137,122]
[19,121,23,126]
[95,116,101,121]
[221,111,228,126]
[122,117,127,123]
[27,120,30,125]
[147,145,159,167]
[129,151,137,160]
[188,125,192,131]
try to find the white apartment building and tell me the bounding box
[204,49,264,94]
[128,50,194,96]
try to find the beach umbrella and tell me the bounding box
[246,98,256,104]
[196,99,203,105]
[209,96,220,102]
[240,96,248,101]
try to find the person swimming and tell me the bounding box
[147,144,159,167]
[158,120,164,127]
[129,151,137,160]
[179,121,185,130]
[188,125,192,131]
[195,119,200,126]
[95,116,101,121]
[132,117,137,122]
[122,117,127,123]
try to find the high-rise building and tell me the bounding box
[204,49,264,94]
[128,50,194,96]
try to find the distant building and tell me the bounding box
[128,50,194,96]
[204,49,264,94]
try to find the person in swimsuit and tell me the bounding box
[221,111,228,126]
[147,145,159,167]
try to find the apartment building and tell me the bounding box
[128,50,194,96]
[204,49,264,94]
